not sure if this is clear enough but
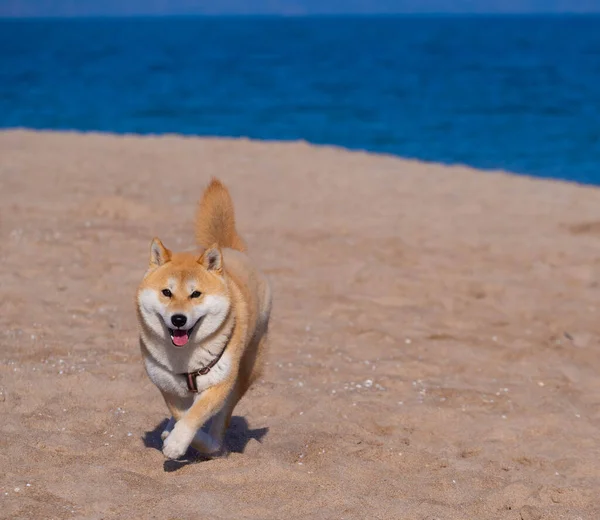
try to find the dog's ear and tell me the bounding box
[149,238,171,268]
[199,245,223,274]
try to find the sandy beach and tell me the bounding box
[1,130,599,519]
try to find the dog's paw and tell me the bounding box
[161,417,175,441]
[162,432,189,460]
[191,429,221,455]
[162,423,194,460]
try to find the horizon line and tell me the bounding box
[2,12,600,20]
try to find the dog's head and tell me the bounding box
[136,238,231,348]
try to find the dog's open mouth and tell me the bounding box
[168,322,197,348]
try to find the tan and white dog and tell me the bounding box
[136,179,272,460]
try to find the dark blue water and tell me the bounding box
[2,17,600,184]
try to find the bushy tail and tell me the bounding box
[195,178,246,252]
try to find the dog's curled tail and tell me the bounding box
[195,178,246,252]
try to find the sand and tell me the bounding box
[1,130,599,519]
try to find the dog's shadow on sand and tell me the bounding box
[142,417,269,472]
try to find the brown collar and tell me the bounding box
[181,318,235,393]
[181,347,227,393]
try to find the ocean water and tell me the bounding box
[1,16,600,184]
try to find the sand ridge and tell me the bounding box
[1,130,600,519]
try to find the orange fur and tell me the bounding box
[195,178,246,252]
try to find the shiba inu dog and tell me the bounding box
[136,179,272,460]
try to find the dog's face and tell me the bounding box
[136,238,231,348]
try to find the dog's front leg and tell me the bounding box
[160,417,175,441]
[160,391,192,442]
[162,376,235,460]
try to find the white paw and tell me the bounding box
[161,417,175,441]
[162,423,194,460]
[192,429,221,455]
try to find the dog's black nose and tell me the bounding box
[171,314,187,328]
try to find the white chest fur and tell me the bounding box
[143,350,232,398]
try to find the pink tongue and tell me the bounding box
[171,329,189,347]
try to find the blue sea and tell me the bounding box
[1,16,600,184]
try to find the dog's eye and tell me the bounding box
[190,290,202,299]
[162,289,172,298]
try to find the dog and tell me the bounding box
[136,178,272,459]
